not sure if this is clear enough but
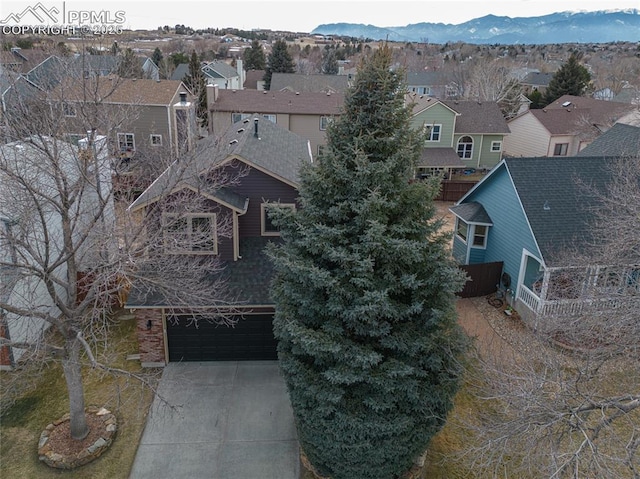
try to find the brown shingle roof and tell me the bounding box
[55,78,190,105]
[211,89,344,115]
[417,148,466,168]
[529,108,593,135]
[407,96,510,135]
[542,95,635,129]
[443,100,510,134]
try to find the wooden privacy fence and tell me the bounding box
[457,261,504,298]
[435,180,477,202]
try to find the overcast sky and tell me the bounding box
[2,0,639,32]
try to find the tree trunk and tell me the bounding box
[62,338,89,440]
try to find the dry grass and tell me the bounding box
[0,312,158,479]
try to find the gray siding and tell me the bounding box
[223,165,299,238]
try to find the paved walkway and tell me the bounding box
[129,361,299,479]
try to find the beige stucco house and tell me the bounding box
[206,85,344,158]
[504,95,637,158]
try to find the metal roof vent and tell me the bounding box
[543,200,551,211]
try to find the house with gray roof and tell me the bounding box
[450,156,639,329]
[126,116,312,366]
[202,60,245,90]
[405,71,461,99]
[521,72,554,95]
[578,123,640,158]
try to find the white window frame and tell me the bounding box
[425,124,442,142]
[472,224,488,248]
[317,144,325,157]
[163,213,218,255]
[455,218,468,244]
[150,134,163,146]
[262,114,276,123]
[320,116,333,131]
[490,141,502,152]
[117,132,135,152]
[261,203,295,236]
[457,136,473,159]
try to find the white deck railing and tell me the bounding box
[517,285,540,313]
[518,285,627,318]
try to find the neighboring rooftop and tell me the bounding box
[211,89,344,115]
[578,123,640,157]
[269,72,350,94]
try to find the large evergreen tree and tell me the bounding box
[321,46,339,75]
[243,38,266,70]
[267,45,469,479]
[263,39,295,90]
[544,53,592,105]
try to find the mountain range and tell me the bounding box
[311,10,640,44]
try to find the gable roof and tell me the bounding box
[443,100,510,134]
[270,73,349,94]
[407,96,509,135]
[55,78,189,106]
[203,60,238,79]
[129,115,312,211]
[579,123,640,157]
[408,95,459,116]
[170,63,190,81]
[450,202,493,225]
[544,95,635,127]
[24,55,65,90]
[503,156,614,264]
[527,108,595,135]
[211,89,344,115]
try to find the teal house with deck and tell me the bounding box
[450,156,639,329]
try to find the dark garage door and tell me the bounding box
[167,314,278,361]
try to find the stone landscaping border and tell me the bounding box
[38,406,117,469]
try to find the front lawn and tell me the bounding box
[0,312,158,479]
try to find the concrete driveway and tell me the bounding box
[129,361,300,479]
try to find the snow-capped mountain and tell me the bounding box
[312,10,640,44]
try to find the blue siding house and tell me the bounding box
[450,156,639,328]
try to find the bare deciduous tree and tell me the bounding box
[458,156,640,478]
[0,60,241,442]
[464,58,524,118]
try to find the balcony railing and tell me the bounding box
[518,285,628,318]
